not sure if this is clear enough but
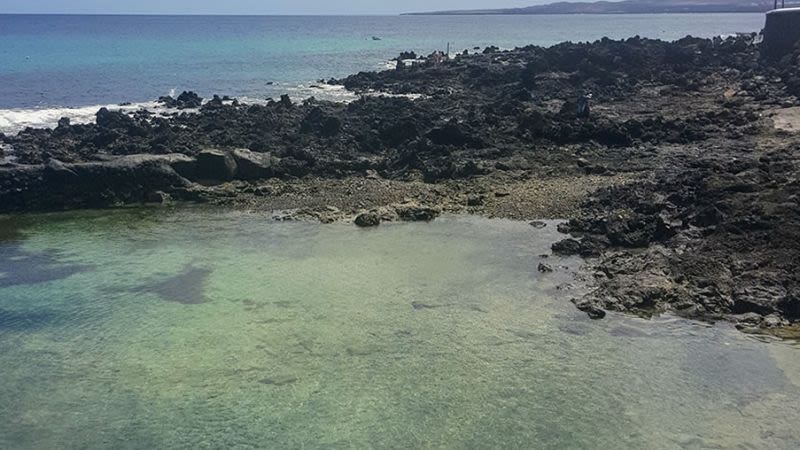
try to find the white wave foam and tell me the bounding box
[286,83,423,103]
[365,92,424,101]
[0,102,160,135]
[284,83,359,103]
[0,83,423,136]
[384,58,427,70]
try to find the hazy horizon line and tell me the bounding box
[0,11,765,16]
[0,12,403,16]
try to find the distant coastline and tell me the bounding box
[405,0,784,15]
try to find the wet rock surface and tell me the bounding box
[354,212,381,227]
[2,34,800,331]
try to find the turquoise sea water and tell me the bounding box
[0,208,799,448]
[0,13,765,113]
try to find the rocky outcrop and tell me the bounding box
[559,147,800,330]
[4,34,787,180]
[196,149,237,182]
[158,91,204,109]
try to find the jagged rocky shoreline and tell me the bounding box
[1,34,799,332]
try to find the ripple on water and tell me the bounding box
[0,308,60,331]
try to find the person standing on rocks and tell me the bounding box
[577,93,592,118]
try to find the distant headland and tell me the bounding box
[404,0,786,15]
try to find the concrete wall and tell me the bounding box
[763,7,800,58]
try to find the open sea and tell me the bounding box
[0,13,766,133]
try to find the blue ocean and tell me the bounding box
[0,13,766,132]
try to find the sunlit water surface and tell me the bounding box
[0,208,798,449]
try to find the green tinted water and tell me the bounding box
[0,208,798,449]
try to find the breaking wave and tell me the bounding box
[0,102,159,135]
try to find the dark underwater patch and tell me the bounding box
[0,217,24,243]
[0,247,91,288]
[132,266,212,305]
[258,376,298,386]
[0,308,60,331]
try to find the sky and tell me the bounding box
[0,0,550,15]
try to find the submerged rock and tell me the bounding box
[133,265,211,305]
[538,263,554,273]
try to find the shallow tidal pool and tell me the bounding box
[0,208,799,449]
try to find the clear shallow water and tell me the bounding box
[0,13,766,132]
[0,208,799,448]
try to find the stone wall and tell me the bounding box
[763,7,800,58]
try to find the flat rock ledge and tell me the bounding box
[0,149,284,212]
[0,154,197,211]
